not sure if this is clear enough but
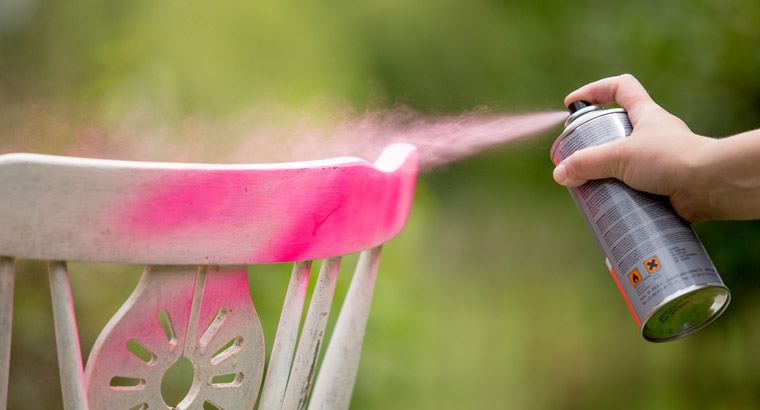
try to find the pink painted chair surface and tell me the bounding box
[0,143,418,410]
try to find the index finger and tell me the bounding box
[564,74,659,124]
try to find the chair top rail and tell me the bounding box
[0,143,417,264]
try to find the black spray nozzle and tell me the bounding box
[567,100,592,114]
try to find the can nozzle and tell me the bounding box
[567,100,592,114]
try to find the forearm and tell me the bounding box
[677,129,760,221]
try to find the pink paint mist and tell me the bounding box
[0,100,566,168]
[322,106,567,170]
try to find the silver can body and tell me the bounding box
[551,106,730,342]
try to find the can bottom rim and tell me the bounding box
[641,283,730,343]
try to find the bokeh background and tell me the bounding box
[2,0,760,409]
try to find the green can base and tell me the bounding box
[642,285,730,342]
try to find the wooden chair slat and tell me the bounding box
[258,261,312,410]
[282,257,341,410]
[309,246,382,410]
[0,258,14,410]
[48,261,89,410]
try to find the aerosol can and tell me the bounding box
[551,101,730,342]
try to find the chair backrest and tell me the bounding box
[0,143,418,410]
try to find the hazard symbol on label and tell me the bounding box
[645,256,661,274]
[628,268,642,287]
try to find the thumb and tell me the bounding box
[553,140,627,187]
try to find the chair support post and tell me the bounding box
[48,261,89,410]
[258,260,312,410]
[282,256,342,410]
[309,246,382,410]
[0,257,14,410]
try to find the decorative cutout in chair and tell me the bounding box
[0,143,418,410]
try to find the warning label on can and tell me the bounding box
[645,256,661,274]
[629,269,642,287]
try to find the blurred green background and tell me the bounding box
[2,0,760,409]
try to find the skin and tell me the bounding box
[553,74,760,223]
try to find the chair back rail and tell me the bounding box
[0,144,417,265]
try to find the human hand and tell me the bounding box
[552,74,720,222]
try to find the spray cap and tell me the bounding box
[563,100,602,129]
[567,100,592,114]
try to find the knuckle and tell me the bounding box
[607,143,629,179]
[619,73,636,82]
[670,198,704,223]
[565,150,586,176]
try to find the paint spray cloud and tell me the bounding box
[0,101,566,170]
[324,105,567,169]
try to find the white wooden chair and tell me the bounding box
[0,143,418,410]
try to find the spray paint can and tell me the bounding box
[551,101,730,342]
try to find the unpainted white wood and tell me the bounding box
[258,261,312,410]
[48,261,89,410]
[308,247,382,410]
[0,257,14,410]
[282,257,341,410]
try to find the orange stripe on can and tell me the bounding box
[608,266,641,327]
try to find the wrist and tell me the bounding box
[674,130,760,221]
[669,135,719,222]
[680,135,719,190]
